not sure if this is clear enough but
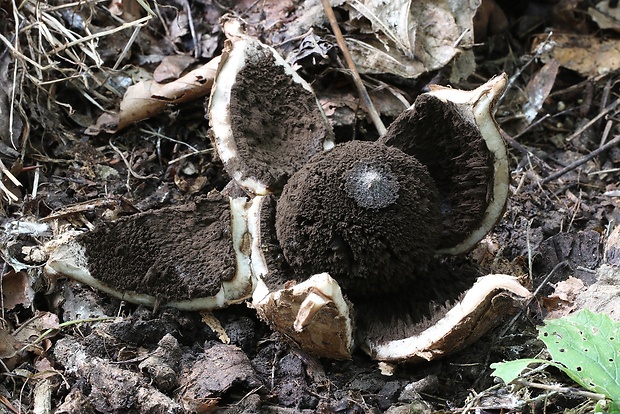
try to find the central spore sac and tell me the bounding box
[275,140,442,297]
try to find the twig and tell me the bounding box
[0,159,21,187]
[320,0,386,135]
[499,260,569,336]
[0,179,19,203]
[1,262,5,321]
[529,260,569,303]
[515,379,607,401]
[51,15,152,55]
[139,128,200,152]
[18,317,117,354]
[168,149,213,165]
[109,139,158,180]
[112,24,141,71]
[541,134,620,184]
[497,32,554,108]
[183,0,199,58]
[565,99,619,142]
[599,119,614,147]
[0,33,51,72]
[31,163,40,198]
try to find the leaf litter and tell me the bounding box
[2,0,620,412]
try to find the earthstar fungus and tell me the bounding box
[44,32,531,363]
[275,140,442,296]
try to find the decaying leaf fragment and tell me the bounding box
[343,0,478,78]
[533,33,620,77]
[87,56,220,135]
[588,1,620,32]
[522,59,560,125]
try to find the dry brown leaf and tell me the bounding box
[0,328,20,359]
[534,33,620,77]
[522,59,560,124]
[200,311,230,344]
[169,9,190,43]
[153,55,197,83]
[343,0,477,79]
[87,56,220,135]
[347,0,415,57]
[1,270,34,310]
[0,311,59,362]
[34,357,60,379]
[543,276,584,319]
[588,1,620,32]
[473,0,508,42]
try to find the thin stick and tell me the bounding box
[320,0,386,135]
[31,163,40,198]
[565,99,619,142]
[497,32,554,108]
[52,15,152,54]
[516,380,606,401]
[109,139,158,180]
[541,135,620,184]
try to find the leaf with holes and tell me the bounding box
[539,309,620,400]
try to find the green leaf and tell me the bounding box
[490,358,548,384]
[539,309,620,400]
[595,399,620,414]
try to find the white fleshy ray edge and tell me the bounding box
[44,196,255,311]
[255,272,354,359]
[208,36,334,196]
[362,274,531,362]
[426,74,509,255]
[246,196,354,358]
[246,195,270,305]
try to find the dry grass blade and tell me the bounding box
[3,0,154,120]
[0,159,20,202]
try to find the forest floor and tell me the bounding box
[1,0,620,412]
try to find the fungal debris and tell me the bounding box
[43,31,531,363]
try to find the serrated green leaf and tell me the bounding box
[538,309,620,400]
[490,358,547,384]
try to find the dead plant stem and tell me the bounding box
[109,139,158,181]
[541,134,620,183]
[53,16,152,54]
[516,380,606,401]
[320,0,386,135]
[565,99,619,142]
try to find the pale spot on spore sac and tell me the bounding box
[344,161,400,209]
